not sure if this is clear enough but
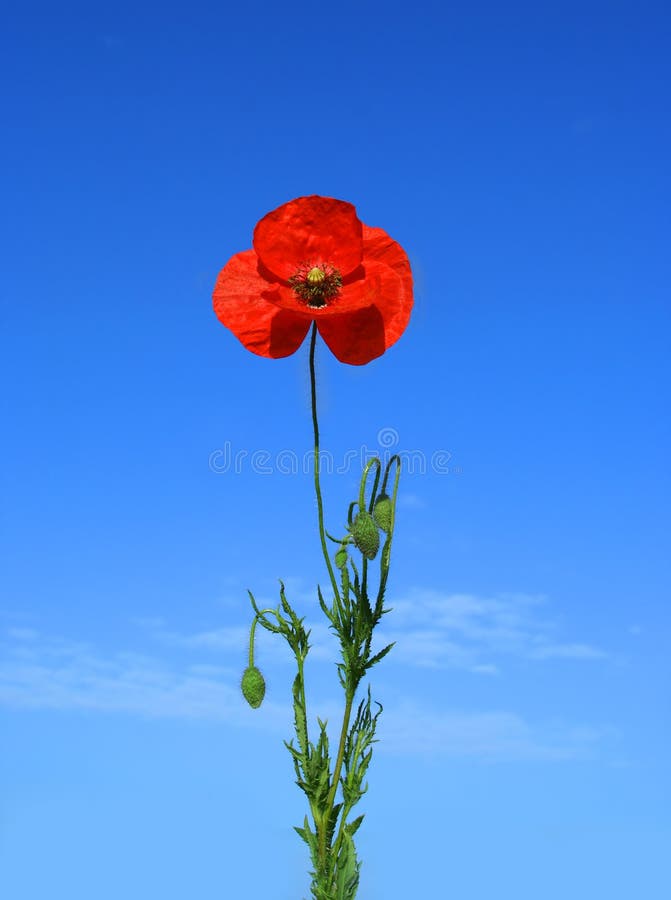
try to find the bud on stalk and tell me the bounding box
[241,665,266,708]
[349,511,380,560]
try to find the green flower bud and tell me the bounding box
[373,493,393,532]
[241,665,265,708]
[349,510,380,560]
[335,546,348,569]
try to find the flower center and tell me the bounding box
[288,262,342,309]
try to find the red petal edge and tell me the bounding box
[253,196,364,281]
[213,250,311,358]
[317,227,413,365]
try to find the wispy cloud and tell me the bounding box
[0,612,616,762]
[377,702,615,761]
[372,589,608,672]
[397,492,427,509]
[0,627,244,721]
[529,643,608,660]
[147,617,336,663]
[144,586,607,676]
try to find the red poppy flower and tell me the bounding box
[213,195,413,365]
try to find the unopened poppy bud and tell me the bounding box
[349,511,380,560]
[335,546,348,569]
[241,665,265,708]
[373,493,393,532]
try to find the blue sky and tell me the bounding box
[2,1,670,897]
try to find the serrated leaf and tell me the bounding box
[325,801,343,848]
[293,824,308,843]
[363,641,396,672]
[335,831,360,900]
[318,585,335,625]
[345,813,365,838]
[297,814,320,867]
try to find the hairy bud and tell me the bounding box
[241,665,265,708]
[349,511,380,560]
[373,493,393,533]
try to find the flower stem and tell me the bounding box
[309,322,340,606]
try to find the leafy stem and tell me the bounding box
[242,329,402,900]
[317,686,354,869]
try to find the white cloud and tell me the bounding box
[529,643,608,660]
[0,614,616,763]
[131,585,606,676]
[0,628,243,721]
[376,701,615,761]
[373,589,607,671]
[6,627,39,641]
[397,492,426,509]
[146,618,336,663]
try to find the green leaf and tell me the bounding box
[317,585,335,625]
[292,673,309,759]
[325,801,343,848]
[363,641,396,672]
[294,814,319,865]
[293,824,308,843]
[335,831,360,900]
[345,814,365,838]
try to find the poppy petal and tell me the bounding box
[213,250,311,358]
[316,305,388,365]
[316,256,412,365]
[361,224,413,285]
[263,223,413,321]
[253,196,364,281]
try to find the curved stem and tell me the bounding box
[248,609,277,666]
[309,323,340,606]
[309,322,354,885]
